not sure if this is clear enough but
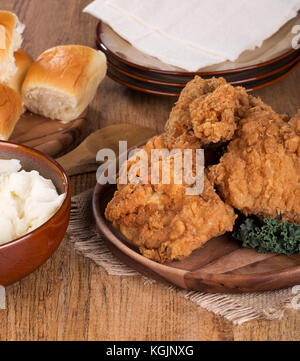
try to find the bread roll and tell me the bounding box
[0,83,23,141]
[22,45,107,123]
[8,49,33,94]
[0,11,25,83]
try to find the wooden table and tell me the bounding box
[1,0,300,341]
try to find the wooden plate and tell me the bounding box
[93,182,300,294]
[10,111,87,158]
[96,16,300,76]
[106,58,300,97]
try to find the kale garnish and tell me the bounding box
[233,218,300,255]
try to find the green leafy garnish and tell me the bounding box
[233,218,300,255]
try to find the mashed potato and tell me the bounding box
[0,159,65,245]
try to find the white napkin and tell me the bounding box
[84,0,300,71]
[84,0,225,70]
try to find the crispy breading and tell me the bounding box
[290,109,300,137]
[164,76,227,149]
[189,84,249,144]
[210,99,300,224]
[164,76,250,147]
[105,135,237,263]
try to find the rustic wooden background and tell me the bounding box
[0,0,300,341]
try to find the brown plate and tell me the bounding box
[10,110,87,158]
[93,182,300,294]
[247,58,300,91]
[107,69,179,97]
[106,58,300,97]
[106,49,300,87]
[107,52,300,89]
[96,17,300,76]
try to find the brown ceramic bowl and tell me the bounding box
[0,141,71,286]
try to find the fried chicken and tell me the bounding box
[290,109,300,136]
[164,76,249,147]
[164,76,227,149]
[210,97,300,225]
[105,135,237,263]
[105,75,300,264]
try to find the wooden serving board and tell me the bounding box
[93,183,300,294]
[10,111,87,158]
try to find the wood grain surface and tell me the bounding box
[11,111,87,157]
[0,0,300,341]
[57,124,156,176]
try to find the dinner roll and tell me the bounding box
[8,49,33,95]
[22,45,107,123]
[0,83,23,141]
[0,11,25,83]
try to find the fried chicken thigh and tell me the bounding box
[210,97,300,224]
[105,135,237,263]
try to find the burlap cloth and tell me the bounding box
[68,189,299,325]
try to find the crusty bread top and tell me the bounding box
[0,82,23,140]
[22,45,107,97]
[0,11,17,63]
[8,49,33,94]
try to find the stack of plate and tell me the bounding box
[96,17,300,97]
